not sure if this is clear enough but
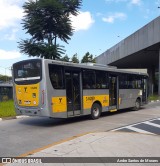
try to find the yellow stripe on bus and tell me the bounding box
[52,95,122,113]
[52,97,67,113]
[119,98,121,105]
[83,95,109,110]
[109,109,117,112]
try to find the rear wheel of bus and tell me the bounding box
[91,103,101,120]
[133,98,141,111]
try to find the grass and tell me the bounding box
[148,94,160,101]
[0,100,16,118]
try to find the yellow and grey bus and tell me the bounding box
[12,59,148,119]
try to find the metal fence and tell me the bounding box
[0,83,13,101]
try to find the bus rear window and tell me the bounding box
[13,60,42,84]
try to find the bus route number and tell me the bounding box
[86,96,95,101]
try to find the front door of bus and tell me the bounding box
[109,75,118,109]
[65,70,81,117]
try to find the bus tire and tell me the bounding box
[134,99,141,111]
[91,103,101,120]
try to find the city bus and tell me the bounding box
[12,59,148,120]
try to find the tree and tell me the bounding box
[0,74,12,83]
[19,0,82,60]
[81,52,96,63]
[61,55,70,62]
[71,53,79,63]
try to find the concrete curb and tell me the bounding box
[150,100,160,103]
[0,115,29,121]
[26,132,160,159]
[16,115,30,119]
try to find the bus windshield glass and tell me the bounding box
[13,60,42,84]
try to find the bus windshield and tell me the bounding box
[13,60,42,84]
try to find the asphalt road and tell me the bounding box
[0,102,160,157]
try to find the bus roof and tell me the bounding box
[44,59,148,76]
[13,58,148,76]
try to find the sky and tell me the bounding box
[0,0,160,75]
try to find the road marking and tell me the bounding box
[112,125,155,135]
[113,118,160,130]
[126,126,155,135]
[112,118,160,135]
[18,132,92,157]
[143,121,160,128]
[148,118,160,122]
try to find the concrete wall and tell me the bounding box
[120,69,147,74]
[96,16,160,65]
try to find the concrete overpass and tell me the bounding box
[96,16,160,95]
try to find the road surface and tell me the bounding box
[0,102,159,157]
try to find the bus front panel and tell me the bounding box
[13,59,47,116]
[15,83,40,107]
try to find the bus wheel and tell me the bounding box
[134,99,141,111]
[91,103,101,120]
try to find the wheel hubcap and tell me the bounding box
[136,101,139,108]
[93,107,99,117]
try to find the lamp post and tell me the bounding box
[5,67,11,83]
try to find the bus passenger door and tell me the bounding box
[142,77,147,103]
[109,75,118,110]
[65,70,81,117]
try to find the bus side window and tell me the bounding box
[96,71,108,89]
[119,74,127,89]
[135,76,142,89]
[83,70,96,89]
[49,65,64,89]
[127,75,133,89]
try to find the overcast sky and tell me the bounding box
[0,0,160,75]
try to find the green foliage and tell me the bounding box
[81,52,96,63]
[0,74,12,83]
[19,0,82,60]
[60,55,70,62]
[71,53,79,63]
[60,52,96,63]
[19,40,65,60]
[148,94,160,101]
[0,100,16,118]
